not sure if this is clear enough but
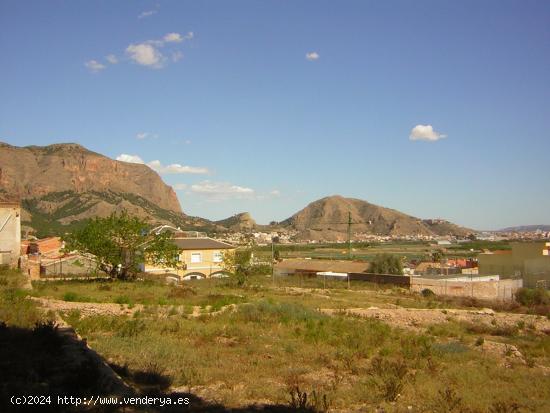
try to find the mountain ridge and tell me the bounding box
[1,142,473,239]
[497,225,550,232]
[0,141,219,236]
[277,195,472,241]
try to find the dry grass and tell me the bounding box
[68,299,550,411]
[5,268,550,411]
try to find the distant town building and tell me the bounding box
[0,202,21,267]
[478,242,550,288]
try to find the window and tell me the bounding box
[191,252,202,263]
[213,251,223,263]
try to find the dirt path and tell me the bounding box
[30,296,238,319]
[321,306,550,332]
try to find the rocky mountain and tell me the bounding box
[0,142,473,240]
[214,212,257,232]
[279,195,471,241]
[497,225,550,232]
[0,142,215,236]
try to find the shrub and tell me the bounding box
[32,321,64,353]
[178,363,203,391]
[133,362,172,390]
[369,253,403,275]
[63,291,78,302]
[287,386,330,413]
[117,319,146,337]
[167,285,196,299]
[515,287,550,306]
[492,324,518,337]
[432,387,464,413]
[0,288,45,327]
[421,288,435,298]
[238,300,324,324]
[367,357,410,402]
[488,401,521,413]
[433,341,469,354]
[248,264,272,276]
[114,295,131,305]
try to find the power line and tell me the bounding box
[299,212,372,259]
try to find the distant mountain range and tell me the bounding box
[202,195,472,240]
[496,225,550,233]
[1,142,472,239]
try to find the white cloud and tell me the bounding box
[147,160,209,175]
[270,189,281,196]
[409,124,447,142]
[91,32,193,72]
[105,54,118,64]
[164,32,183,43]
[126,43,164,68]
[138,10,157,19]
[306,51,320,61]
[162,32,193,44]
[115,154,208,174]
[84,60,106,72]
[116,154,145,164]
[190,181,254,200]
[173,183,188,190]
[135,132,158,140]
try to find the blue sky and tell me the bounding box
[1,0,549,229]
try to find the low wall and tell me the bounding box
[410,277,523,301]
[348,273,411,286]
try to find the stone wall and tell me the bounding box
[410,277,523,301]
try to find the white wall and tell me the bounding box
[0,205,21,267]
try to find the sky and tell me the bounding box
[1,0,549,230]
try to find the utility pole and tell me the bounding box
[348,211,352,260]
[271,238,275,284]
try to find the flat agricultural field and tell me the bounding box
[252,240,499,262]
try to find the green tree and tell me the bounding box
[369,253,403,275]
[432,250,445,263]
[222,249,252,286]
[63,212,180,279]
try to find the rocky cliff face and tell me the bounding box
[0,142,181,212]
[215,212,257,231]
[0,142,191,235]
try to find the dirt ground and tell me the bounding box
[320,306,550,332]
[30,296,238,319]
